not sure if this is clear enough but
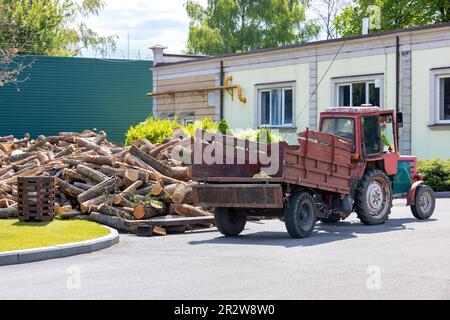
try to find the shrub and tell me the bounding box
[417,158,450,192]
[125,117,220,145]
[125,117,182,146]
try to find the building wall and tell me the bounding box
[411,46,450,159]
[152,24,450,159]
[0,56,153,144]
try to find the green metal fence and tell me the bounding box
[0,56,153,144]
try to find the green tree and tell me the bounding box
[185,0,320,55]
[0,0,117,57]
[335,0,450,38]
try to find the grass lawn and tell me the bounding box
[0,219,110,252]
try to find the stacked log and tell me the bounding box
[0,130,213,236]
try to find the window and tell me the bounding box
[321,117,355,151]
[438,76,450,122]
[362,116,381,155]
[259,87,293,127]
[337,81,380,107]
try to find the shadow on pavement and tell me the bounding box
[189,218,437,248]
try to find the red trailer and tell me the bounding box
[192,106,436,238]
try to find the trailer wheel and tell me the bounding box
[411,185,435,220]
[284,192,316,238]
[215,208,247,236]
[355,169,392,225]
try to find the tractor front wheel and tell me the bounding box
[411,185,435,220]
[355,169,393,225]
[215,208,247,236]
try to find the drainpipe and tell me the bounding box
[396,36,400,113]
[220,60,224,120]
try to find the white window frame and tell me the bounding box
[255,82,295,128]
[331,74,384,108]
[430,68,450,125]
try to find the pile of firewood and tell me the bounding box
[0,131,214,236]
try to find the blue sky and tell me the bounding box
[80,0,335,59]
[81,0,208,59]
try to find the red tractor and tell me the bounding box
[192,106,436,238]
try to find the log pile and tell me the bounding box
[0,131,214,236]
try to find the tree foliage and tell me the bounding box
[335,0,450,37]
[184,0,320,55]
[0,0,117,57]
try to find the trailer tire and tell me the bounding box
[215,208,247,236]
[411,185,435,220]
[284,192,316,238]
[355,169,392,225]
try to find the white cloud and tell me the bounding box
[80,0,207,58]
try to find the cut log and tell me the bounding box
[171,183,193,204]
[170,166,191,181]
[113,180,143,205]
[148,139,180,157]
[0,204,18,219]
[129,145,173,177]
[76,164,108,183]
[133,202,164,220]
[139,138,155,153]
[151,181,164,196]
[36,151,50,164]
[76,137,110,156]
[55,205,74,216]
[56,178,85,198]
[171,204,212,217]
[54,145,76,158]
[163,183,178,196]
[5,151,36,163]
[152,226,166,236]
[25,135,46,152]
[62,168,96,183]
[59,211,83,220]
[0,135,14,143]
[75,155,115,166]
[93,131,107,145]
[77,176,121,203]
[73,181,95,191]
[80,194,108,214]
[88,212,137,233]
[97,204,134,220]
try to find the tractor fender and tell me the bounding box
[407,180,424,206]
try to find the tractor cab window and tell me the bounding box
[362,116,381,155]
[321,118,355,151]
[380,115,395,153]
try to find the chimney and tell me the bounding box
[150,45,168,66]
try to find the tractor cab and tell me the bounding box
[319,106,401,164]
[318,105,433,218]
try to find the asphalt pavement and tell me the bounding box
[0,199,449,300]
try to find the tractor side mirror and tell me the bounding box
[396,112,403,127]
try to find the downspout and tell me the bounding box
[220,60,224,119]
[396,36,400,113]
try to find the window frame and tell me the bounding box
[331,74,384,108]
[432,72,450,124]
[255,81,296,128]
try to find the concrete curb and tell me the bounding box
[0,226,119,266]
[435,191,450,198]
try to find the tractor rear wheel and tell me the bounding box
[411,185,435,220]
[215,208,247,236]
[355,169,393,225]
[284,192,317,238]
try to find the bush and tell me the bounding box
[125,117,220,146]
[417,158,450,192]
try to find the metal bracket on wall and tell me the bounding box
[147,75,247,103]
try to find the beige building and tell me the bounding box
[149,23,450,159]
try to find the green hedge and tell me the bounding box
[417,158,450,192]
